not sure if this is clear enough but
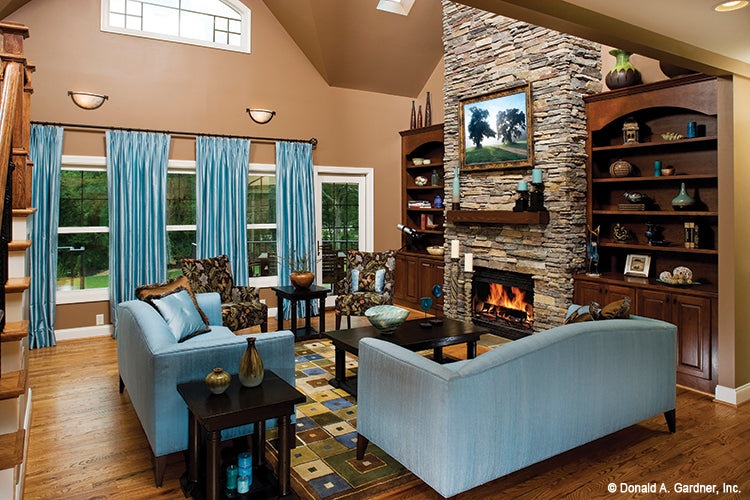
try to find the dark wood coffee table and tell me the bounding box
[178,370,305,500]
[324,318,486,396]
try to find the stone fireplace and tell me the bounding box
[472,267,534,339]
[440,2,602,333]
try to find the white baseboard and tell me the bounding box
[715,382,750,405]
[55,324,114,341]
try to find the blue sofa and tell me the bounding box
[116,292,296,486]
[356,308,677,498]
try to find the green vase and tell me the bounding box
[205,368,231,395]
[672,182,696,210]
[239,337,264,387]
[605,49,642,90]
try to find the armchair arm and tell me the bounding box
[230,285,259,303]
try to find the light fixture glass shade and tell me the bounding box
[68,91,108,110]
[246,108,276,124]
[714,0,748,11]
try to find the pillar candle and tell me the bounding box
[517,181,528,192]
[532,169,542,183]
[451,240,459,259]
[238,452,252,468]
[226,465,238,491]
[237,475,250,494]
[464,253,473,272]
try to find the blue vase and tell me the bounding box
[434,194,443,208]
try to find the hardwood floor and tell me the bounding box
[25,313,750,499]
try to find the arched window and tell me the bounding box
[101,0,251,53]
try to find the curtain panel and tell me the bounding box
[195,136,251,285]
[106,130,170,329]
[276,141,317,319]
[28,125,64,349]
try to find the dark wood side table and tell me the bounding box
[178,370,305,500]
[272,285,329,340]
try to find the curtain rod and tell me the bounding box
[30,121,318,147]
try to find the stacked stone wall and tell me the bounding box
[441,2,602,330]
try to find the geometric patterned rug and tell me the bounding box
[263,338,494,499]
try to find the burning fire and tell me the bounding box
[475,283,533,326]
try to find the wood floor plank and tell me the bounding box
[24,312,750,499]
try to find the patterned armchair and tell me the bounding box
[333,250,397,330]
[180,254,268,332]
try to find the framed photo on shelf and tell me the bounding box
[459,83,533,172]
[624,254,651,278]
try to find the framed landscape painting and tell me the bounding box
[459,84,533,171]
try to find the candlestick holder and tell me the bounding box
[463,270,474,322]
[529,182,545,212]
[449,256,459,319]
[513,191,529,212]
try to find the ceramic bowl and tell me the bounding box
[365,305,410,334]
[412,158,424,166]
[426,246,444,256]
[415,176,428,186]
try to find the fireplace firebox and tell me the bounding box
[472,268,534,340]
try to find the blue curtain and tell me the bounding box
[195,136,250,285]
[106,131,170,329]
[276,141,317,319]
[28,125,63,349]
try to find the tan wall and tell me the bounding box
[55,301,110,330]
[415,57,445,126]
[6,0,443,328]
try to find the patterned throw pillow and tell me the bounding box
[358,268,386,293]
[145,287,211,342]
[135,275,209,327]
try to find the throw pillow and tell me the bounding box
[563,305,594,324]
[358,268,386,293]
[146,287,211,342]
[350,269,360,292]
[599,296,631,319]
[135,275,209,327]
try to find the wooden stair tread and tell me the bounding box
[8,239,31,251]
[5,276,30,293]
[0,369,26,400]
[1,320,28,342]
[11,208,35,217]
[0,430,25,470]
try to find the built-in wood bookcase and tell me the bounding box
[575,75,719,393]
[394,124,445,313]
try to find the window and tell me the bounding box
[101,0,251,53]
[247,167,277,286]
[58,158,111,303]
[166,167,197,277]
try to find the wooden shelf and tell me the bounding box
[0,430,25,470]
[1,320,28,343]
[599,241,718,255]
[0,370,26,400]
[11,207,35,217]
[5,277,30,293]
[592,174,717,183]
[414,229,443,235]
[406,163,444,170]
[406,208,444,212]
[447,210,549,225]
[574,272,717,297]
[8,239,31,251]
[593,210,718,217]
[406,185,444,191]
[399,250,444,260]
[592,136,717,152]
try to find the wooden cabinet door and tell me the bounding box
[604,284,636,305]
[636,289,671,322]
[421,260,444,312]
[404,255,421,303]
[574,280,601,306]
[394,254,408,302]
[672,294,712,381]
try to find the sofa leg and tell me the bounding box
[356,433,369,460]
[119,375,124,394]
[335,313,341,330]
[664,409,676,433]
[260,319,268,333]
[153,453,167,487]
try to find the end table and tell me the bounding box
[272,285,329,340]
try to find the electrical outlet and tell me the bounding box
[96,314,105,326]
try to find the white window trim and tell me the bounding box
[100,0,251,54]
[246,165,278,287]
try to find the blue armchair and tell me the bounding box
[356,310,677,498]
[116,292,295,486]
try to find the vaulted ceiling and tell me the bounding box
[1,0,749,97]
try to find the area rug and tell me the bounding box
[262,339,493,499]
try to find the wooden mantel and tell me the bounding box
[446,210,549,225]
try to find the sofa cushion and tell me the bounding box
[147,288,211,342]
[136,275,210,327]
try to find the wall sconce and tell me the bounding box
[246,108,276,124]
[68,91,108,110]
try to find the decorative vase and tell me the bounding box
[425,91,432,127]
[605,49,642,90]
[609,159,632,177]
[290,272,314,290]
[645,223,657,245]
[410,101,416,129]
[417,105,423,128]
[431,169,439,186]
[239,337,264,388]
[672,183,696,210]
[205,368,231,395]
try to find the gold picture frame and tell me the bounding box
[459,83,534,172]
[624,254,651,278]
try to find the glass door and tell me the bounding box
[314,175,368,303]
